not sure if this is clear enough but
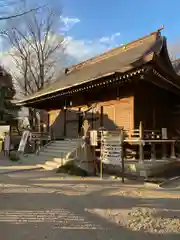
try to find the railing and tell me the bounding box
[124,138,177,162]
[31,131,51,155]
[144,130,161,140]
[124,129,162,140]
[31,132,51,141]
[97,123,179,164]
[54,138,86,167]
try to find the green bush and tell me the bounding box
[57,161,88,176]
[9,151,20,161]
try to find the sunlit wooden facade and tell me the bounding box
[16,28,180,140]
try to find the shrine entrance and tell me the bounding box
[64,104,99,138]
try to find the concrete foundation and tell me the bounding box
[102,159,179,178]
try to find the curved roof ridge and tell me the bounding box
[67,27,163,74]
[154,36,180,82]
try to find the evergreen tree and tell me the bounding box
[0,68,19,124]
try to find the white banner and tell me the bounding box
[18,130,30,152]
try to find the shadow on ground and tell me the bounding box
[0,170,180,239]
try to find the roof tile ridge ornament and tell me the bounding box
[151,25,164,39]
[67,27,165,74]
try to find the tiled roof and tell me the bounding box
[17,27,178,104]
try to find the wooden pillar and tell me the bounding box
[152,107,156,129]
[63,109,67,138]
[150,143,156,161]
[170,141,176,159]
[9,123,12,152]
[139,121,144,163]
[100,106,103,127]
[120,129,125,183]
[162,142,167,160]
[47,113,50,132]
[150,131,156,161]
[78,107,82,136]
[91,109,94,129]
[161,128,167,160]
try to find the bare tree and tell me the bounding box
[0,0,40,21]
[172,58,180,75]
[0,1,65,132]
[1,1,64,97]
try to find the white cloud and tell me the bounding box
[0,16,122,81]
[60,16,80,32]
[99,32,121,43]
[0,32,122,76]
[64,32,122,63]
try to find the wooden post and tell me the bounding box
[150,131,156,161]
[100,106,103,127]
[170,141,176,159]
[91,145,96,176]
[100,152,103,179]
[120,129,125,183]
[150,143,156,161]
[100,131,103,179]
[152,107,156,129]
[47,112,50,132]
[162,143,166,160]
[78,107,82,137]
[91,108,94,129]
[63,108,67,138]
[90,130,98,176]
[139,121,144,163]
[99,106,103,178]
[162,128,167,160]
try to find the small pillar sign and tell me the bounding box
[90,130,98,146]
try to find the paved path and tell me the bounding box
[0,170,180,239]
[0,153,41,174]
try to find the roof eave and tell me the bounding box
[14,71,118,106]
[17,67,149,107]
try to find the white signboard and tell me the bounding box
[90,130,98,146]
[18,130,30,152]
[101,131,122,165]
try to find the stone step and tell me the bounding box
[53,157,75,165]
[39,151,67,158]
[37,164,55,170]
[46,145,78,150]
[42,150,70,155]
[48,142,79,147]
[43,147,75,152]
[45,161,60,168]
[25,155,58,164]
[21,139,82,171]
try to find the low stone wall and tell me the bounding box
[101,159,179,178]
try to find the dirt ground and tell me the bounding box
[0,170,180,239]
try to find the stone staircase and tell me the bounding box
[24,139,84,171]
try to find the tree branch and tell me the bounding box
[0,7,40,21]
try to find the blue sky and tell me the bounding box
[1,0,180,68]
[61,0,180,43]
[57,0,180,60]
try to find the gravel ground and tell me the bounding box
[0,170,180,239]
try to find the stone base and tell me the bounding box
[102,159,179,178]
